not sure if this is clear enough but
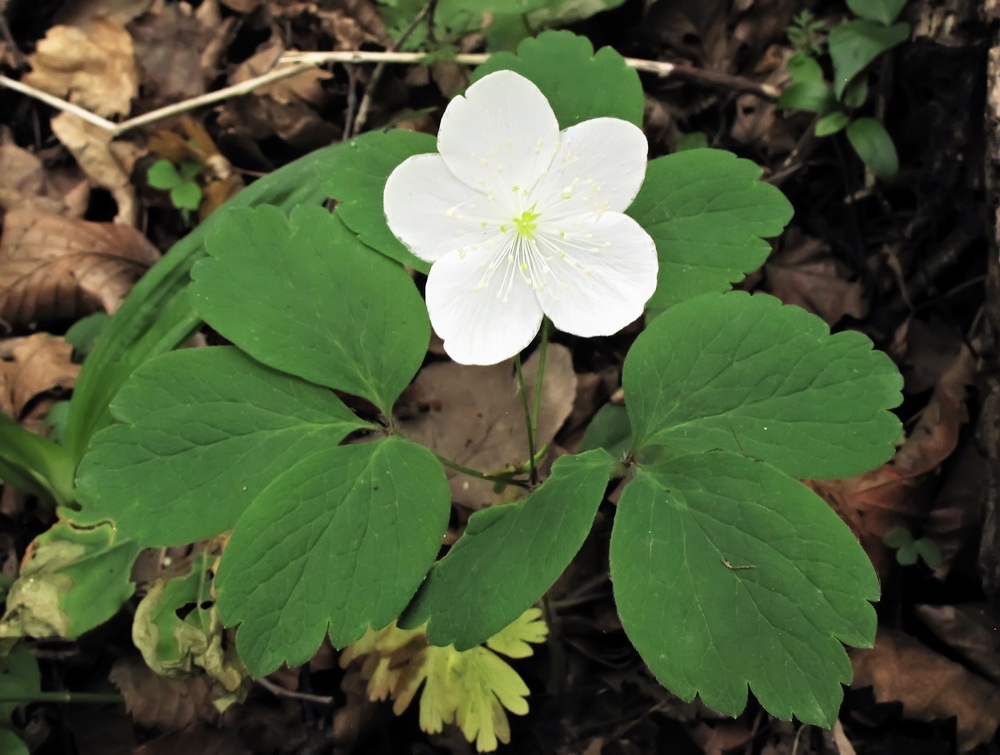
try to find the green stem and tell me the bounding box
[530,319,550,445]
[433,453,529,488]
[514,354,538,484]
[0,692,122,704]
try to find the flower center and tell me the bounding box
[512,205,542,240]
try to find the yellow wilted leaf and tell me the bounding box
[341,609,547,752]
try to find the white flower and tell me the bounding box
[384,70,658,365]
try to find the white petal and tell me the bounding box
[384,154,506,263]
[531,118,648,221]
[425,249,544,365]
[437,71,560,207]
[533,212,657,337]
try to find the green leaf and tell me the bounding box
[777,81,836,113]
[471,30,643,128]
[0,414,75,506]
[626,151,793,308]
[578,403,631,458]
[846,117,899,180]
[787,53,824,84]
[400,449,614,649]
[829,20,909,99]
[675,132,709,152]
[170,181,202,211]
[0,646,38,754]
[610,453,879,725]
[216,436,450,676]
[75,347,371,546]
[0,522,140,639]
[179,159,204,181]
[325,130,436,272]
[147,159,182,190]
[623,292,902,479]
[66,139,347,462]
[914,538,942,569]
[841,76,870,108]
[815,111,851,137]
[882,526,912,549]
[846,0,906,25]
[191,205,430,415]
[64,312,110,360]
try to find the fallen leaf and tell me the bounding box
[50,113,140,224]
[398,345,577,509]
[0,208,160,325]
[24,17,139,118]
[764,230,869,325]
[916,603,1000,686]
[0,144,90,217]
[220,32,336,150]
[134,725,250,755]
[129,0,232,108]
[851,627,1000,751]
[110,657,220,731]
[0,333,78,418]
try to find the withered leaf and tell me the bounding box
[0,333,79,418]
[24,17,139,118]
[852,628,1000,752]
[399,344,577,509]
[110,657,219,731]
[0,208,160,325]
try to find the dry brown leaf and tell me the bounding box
[0,143,89,216]
[0,208,160,325]
[51,113,140,225]
[24,17,138,118]
[851,627,1000,751]
[0,334,78,418]
[129,0,232,108]
[808,344,976,578]
[110,656,220,731]
[399,345,577,509]
[764,231,868,325]
[916,604,1000,686]
[220,33,336,149]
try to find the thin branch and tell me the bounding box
[0,49,779,140]
[257,677,334,705]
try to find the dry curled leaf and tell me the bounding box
[851,627,1000,752]
[399,345,577,509]
[24,17,139,118]
[51,113,140,224]
[0,208,160,325]
[110,656,219,731]
[0,334,78,418]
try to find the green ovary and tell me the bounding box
[513,206,542,240]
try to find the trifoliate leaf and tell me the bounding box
[169,181,202,212]
[400,450,614,649]
[471,30,643,128]
[0,522,140,639]
[75,347,371,545]
[627,150,793,308]
[216,436,450,676]
[623,292,902,479]
[192,205,430,415]
[324,130,436,273]
[610,452,879,725]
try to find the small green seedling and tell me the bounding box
[884,527,943,569]
[147,158,204,218]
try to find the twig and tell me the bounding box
[256,676,334,705]
[350,0,436,137]
[0,50,779,140]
